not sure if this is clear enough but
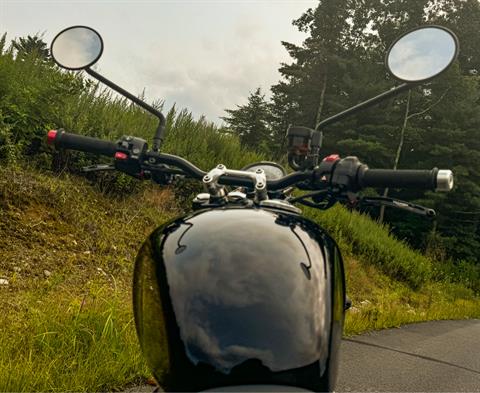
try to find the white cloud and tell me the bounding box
[2,0,317,122]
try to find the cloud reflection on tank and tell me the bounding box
[158,208,332,374]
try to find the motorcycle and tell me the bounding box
[47,25,457,392]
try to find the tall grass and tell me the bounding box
[0,285,149,392]
[306,204,480,292]
[342,257,480,336]
[0,41,262,173]
[306,205,433,288]
[0,166,173,391]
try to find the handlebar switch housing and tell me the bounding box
[313,154,341,187]
[330,156,366,191]
[116,136,148,158]
[114,136,148,178]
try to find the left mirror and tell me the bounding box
[51,26,103,70]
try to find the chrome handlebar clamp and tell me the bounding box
[203,165,268,202]
[203,164,227,197]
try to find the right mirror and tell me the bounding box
[386,26,459,83]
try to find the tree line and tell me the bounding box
[222,0,480,265]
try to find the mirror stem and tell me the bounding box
[315,82,411,131]
[85,68,166,151]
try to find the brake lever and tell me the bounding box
[360,196,436,217]
[82,164,115,173]
[288,189,337,210]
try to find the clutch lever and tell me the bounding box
[360,196,436,217]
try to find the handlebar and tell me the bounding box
[148,152,313,190]
[46,129,453,193]
[47,129,117,157]
[325,156,453,192]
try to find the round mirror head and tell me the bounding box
[386,26,458,83]
[51,26,103,70]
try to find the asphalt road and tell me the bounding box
[336,319,480,392]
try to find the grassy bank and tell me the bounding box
[307,206,480,335]
[0,166,479,391]
[343,257,480,335]
[0,166,173,391]
[0,285,146,391]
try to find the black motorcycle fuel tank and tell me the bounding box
[133,207,345,392]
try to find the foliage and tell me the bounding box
[221,88,272,154]
[0,34,263,178]
[11,34,50,61]
[0,286,149,392]
[344,257,480,336]
[306,205,433,288]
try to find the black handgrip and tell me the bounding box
[47,129,117,157]
[358,168,439,190]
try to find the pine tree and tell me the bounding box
[221,88,272,154]
[11,35,50,61]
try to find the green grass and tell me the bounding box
[306,205,433,288]
[306,206,480,335]
[0,166,172,391]
[0,45,263,173]
[0,284,148,392]
[343,257,480,335]
[306,205,480,334]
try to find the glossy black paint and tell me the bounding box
[133,207,345,392]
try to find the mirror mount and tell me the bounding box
[51,25,166,152]
[315,82,411,131]
[314,25,458,133]
[290,82,412,170]
[85,68,166,152]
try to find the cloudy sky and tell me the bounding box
[2,0,318,122]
